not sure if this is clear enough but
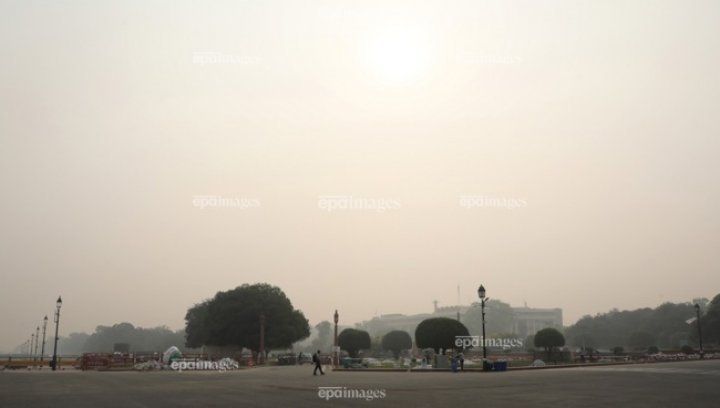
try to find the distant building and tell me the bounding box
[512,307,563,338]
[357,301,562,339]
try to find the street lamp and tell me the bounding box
[34,326,40,363]
[695,304,704,359]
[51,296,62,371]
[40,316,48,363]
[477,285,488,370]
[30,333,35,360]
[333,310,339,367]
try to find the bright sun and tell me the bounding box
[365,28,431,83]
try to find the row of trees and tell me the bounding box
[62,283,720,360]
[181,283,567,359]
[564,295,719,351]
[56,324,186,355]
[336,318,568,359]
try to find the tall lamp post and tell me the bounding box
[34,326,40,363]
[695,304,704,359]
[478,285,488,370]
[40,316,48,363]
[51,296,62,371]
[259,313,265,365]
[30,333,35,360]
[333,310,339,367]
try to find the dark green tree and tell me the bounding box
[698,294,720,344]
[338,329,371,358]
[184,283,310,352]
[381,330,413,359]
[185,301,211,348]
[415,318,469,353]
[534,328,565,360]
[612,346,624,355]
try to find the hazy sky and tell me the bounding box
[1,0,719,352]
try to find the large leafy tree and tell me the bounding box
[184,283,310,352]
[415,317,469,353]
[338,328,371,357]
[534,327,565,360]
[381,330,413,359]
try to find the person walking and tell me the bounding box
[312,350,324,376]
[456,351,464,371]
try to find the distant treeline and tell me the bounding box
[59,323,186,355]
[564,294,720,350]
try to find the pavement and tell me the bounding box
[1,359,719,407]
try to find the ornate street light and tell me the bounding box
[51,296,62,371]
[478,285,488,370]
[333,310,339,367]
[40,316,48,363]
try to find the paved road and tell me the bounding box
[2,360,719,407]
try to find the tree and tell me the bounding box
[415,318,469,353]
[381,330,413,359]
[338,329,371,358]
[647,345,659,354]
[534,328,565,361]
[185,301,211,348]
[612,346,624,355]
[184,283,310,353]
[698,293,720,344]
